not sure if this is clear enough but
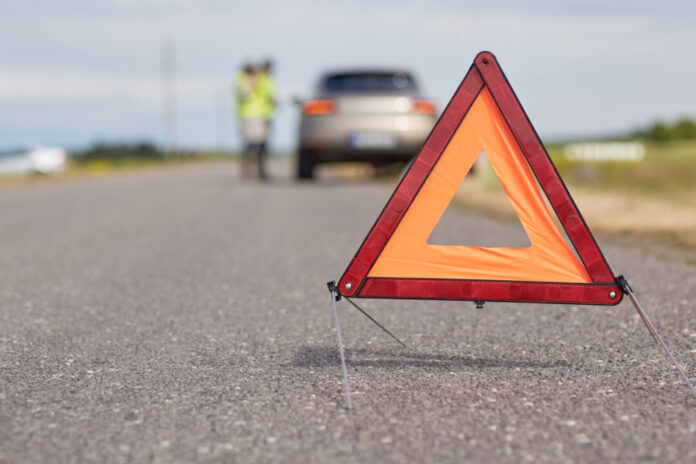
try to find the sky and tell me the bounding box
[1,0,695,152]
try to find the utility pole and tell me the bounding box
[215,89,226,154]
[160,40,178,155]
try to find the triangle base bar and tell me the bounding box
[358,278,621,305]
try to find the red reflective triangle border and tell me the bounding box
[338,51,622,305]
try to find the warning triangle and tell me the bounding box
[338,51,622,305]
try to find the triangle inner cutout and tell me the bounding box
[427,151,532,248]
[367,87,591,284]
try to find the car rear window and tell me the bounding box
[323,72,417,93]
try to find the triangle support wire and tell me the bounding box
[344,296,407,348]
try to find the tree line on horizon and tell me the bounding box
[73,142,163,160]
[636,118,696,142]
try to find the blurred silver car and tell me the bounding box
[297,70,437,178]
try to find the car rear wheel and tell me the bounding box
[297,150,316,179]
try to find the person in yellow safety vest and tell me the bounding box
[256,60,276,177]
[235,63,268,180]
[257,60,276,128]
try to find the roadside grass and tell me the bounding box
[0,152,237,189]
[69,152,235,175]
[546,138,696,196]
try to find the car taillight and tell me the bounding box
[302,99,334,115]
[412,99,436,115]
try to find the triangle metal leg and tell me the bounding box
[622,279,696,400]
[329,286,352,410]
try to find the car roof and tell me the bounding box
[320,69,414,78]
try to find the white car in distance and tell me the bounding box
[0,145,68,176]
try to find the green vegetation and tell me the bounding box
[546,137,696,196]
[74,141,164,160]
[638,118,696,142]
[68,142,236,176]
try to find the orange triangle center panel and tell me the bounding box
[338,52,621,305]
[369,87,590,284]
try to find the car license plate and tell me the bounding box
[349,132,398,149]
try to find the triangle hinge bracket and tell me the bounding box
[615,274,632,294]
[327,281,342,301]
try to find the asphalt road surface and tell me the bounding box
[1,159,695,463]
